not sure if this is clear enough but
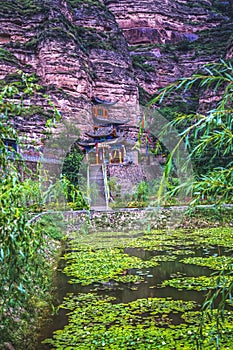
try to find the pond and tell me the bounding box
[37,227,233,349]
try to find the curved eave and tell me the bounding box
[93,116,130,126]
[93,97,119,105]
[77,136,126,148]
[85,132,119,139]
[77,141,95,148]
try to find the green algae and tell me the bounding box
[67,226,233,252]
[162,275,232,291]
[43,293,233,350]
[63,248,159,285]
[180,256,233,271]
[43,226,233,349]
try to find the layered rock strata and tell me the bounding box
[0,0,138,151]
[0,0,232,151]
[105,0,233,95]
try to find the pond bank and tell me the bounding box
[30,205,233,234]
[61,205,233,232]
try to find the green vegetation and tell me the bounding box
[152,22,231,60]
[67,0,105,9]
[132,55,155,72]
[0,7,232,348]
[44,293,201,350]
[162,275,232,291]
[62,147,89,210]
[110,179,163,209]
[0,72,65,349]
[43,226,233,349]
[0,0,44,16]
[62,146,83,186]
[181,256,233,270]
[0,48,19,64]
[150,59,233,205]
[37,213,65,240]
[125,180,149,208]
[128,43,160,52]
[66,226,233,251]
[213,0,233,14]
[20,105,53,119]
[63,248,158,285]
[149,59,233,348]
[26,20,115,52]
[138,85,152,105]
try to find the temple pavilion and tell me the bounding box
[77,97,136,165]
[76,98,159,209]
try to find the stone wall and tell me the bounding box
[63,207,185,232]
[61,206,233,233]
[109,163,147,195]
[108,155,162,196]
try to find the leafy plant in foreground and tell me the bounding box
[150,59,233,205]
[0,72,61,348]
[149,59,233,349]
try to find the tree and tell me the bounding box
[150,59,233,205]
[0,72,60,347]
[149,59,233,348]
[62,146,89,209]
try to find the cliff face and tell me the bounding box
[106,0,233,95]
[0,0,232,148]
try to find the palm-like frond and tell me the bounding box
[149,59,233,205]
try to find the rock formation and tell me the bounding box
[108,0,233,91]
[0,0,232,149]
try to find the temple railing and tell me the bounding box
[22,154,62,164]
[102,163,110,209]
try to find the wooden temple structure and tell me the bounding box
[76,97,158,209]
[77,97,134,165]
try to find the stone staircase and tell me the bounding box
[89,165,107,209]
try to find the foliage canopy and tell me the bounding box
[149,59,233,348]
[150,59,233,205]
[0,72,62,348]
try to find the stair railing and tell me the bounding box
[102,163,110,210]
[87,162,91,207]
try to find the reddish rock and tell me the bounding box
[0,0,232,151]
